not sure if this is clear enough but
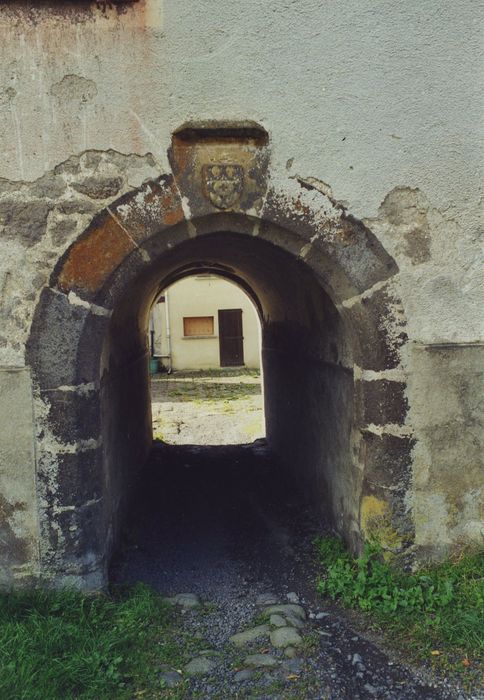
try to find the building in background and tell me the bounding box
[150,276,261,371]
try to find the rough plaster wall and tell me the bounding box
[0,0,482,576]
[407,345,483,558]
[0,0,481,344]
[0,3,481,210]
[0,151,159,366]
[0,152,158,585]
[0,368,38,584]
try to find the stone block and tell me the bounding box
[37,449,103,508]
[42,388,100,443]
[138,218,191,263]
[263,184,397,299]
[27,288,109,390]
[168,123,270,220]
[0,198,52,247]
[355,379,408,425]
[72,176,123,200]
[345,286,407,371]
[360,432,414,490]
[109,176,185,244]
[50,219,78,247]
[54,210,135,298]
[42,499,105,569]
[30,172,66,199]
[55,199,98,216]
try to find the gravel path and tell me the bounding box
[111,442,480,699]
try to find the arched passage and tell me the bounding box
[27,157,412,589]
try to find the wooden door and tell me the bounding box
[218,309,244,367]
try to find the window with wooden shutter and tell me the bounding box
[183,316,214,337]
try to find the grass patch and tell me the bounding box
[0,583,192,700]
[315,536,484,681]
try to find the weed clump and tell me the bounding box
[315,536,483,678]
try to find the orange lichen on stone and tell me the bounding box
[110,180,185,243]
[151,185,184,228]
[160,190,184,227]
[57,213,135,294]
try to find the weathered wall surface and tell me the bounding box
[0,1,482,585]
[0,368,38,585]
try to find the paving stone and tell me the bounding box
[364,683,378,696]
[269,613,287,628]
[184,656,216,676]
[159,670,182,687]
[229,623,270,646]
[263,603,306,620]
[286,591,300,603]
[244,653,279,668]
[234,669,255,682]
[270,626,303,648]
[284,611,305,629]
[282,657,302,673]
[256,592,279,605]
[165,592,201,609]
[284,646,298,658]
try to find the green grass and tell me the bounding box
[315,536,484,680]
[0,583,193,700]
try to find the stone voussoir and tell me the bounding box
[108,175,185,245]
[53,209,136,299]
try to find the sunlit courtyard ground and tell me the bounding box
[151,368,264,445]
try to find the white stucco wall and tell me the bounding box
[0,0,482,349]
[151,276,261,370]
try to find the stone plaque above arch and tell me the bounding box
[169,121,270,217]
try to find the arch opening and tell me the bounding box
[149,273,265,446]
[99,231,355,577]
[26,179,410,589]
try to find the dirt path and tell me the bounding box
[151,369,264,445]
[112,443,473,699]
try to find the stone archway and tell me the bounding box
[26,125,412,589]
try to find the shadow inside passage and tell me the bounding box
[110,440,321,596]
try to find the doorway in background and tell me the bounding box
[218,308,244,367]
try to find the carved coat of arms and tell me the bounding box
[202,164,244,209]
